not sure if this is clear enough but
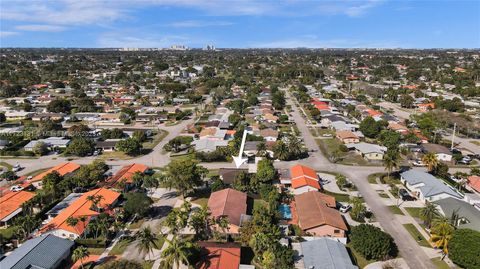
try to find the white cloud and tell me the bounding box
[15,24,66,32]
[168,20,233,28]
[0,31,19,37]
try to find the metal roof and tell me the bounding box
[300,238,358,269]
[0,234,74,269]
[434,197,480,232]
[400,170,462,199]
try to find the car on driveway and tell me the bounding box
[412,160,426,167]
[339,204,352,213]
[399,189,416,201]
[10,185,23,192]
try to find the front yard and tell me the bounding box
[402,223,431,248]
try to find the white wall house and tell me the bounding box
[400,170,462,203]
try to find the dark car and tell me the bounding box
[399,189,416,201]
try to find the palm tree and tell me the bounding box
[430,217,454,259]
[188,206,210,240]
[87,195,104,211]
[383,150,399,180]
[66,216,80,236]
[161,236,193,269]
[287,134,302,157]
[273,140,290,160]
[72,246,90,269]
[422,152,439,172]
[136,227,158,260]
[256,142,267,157]
[420,202,440,228]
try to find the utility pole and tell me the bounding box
[451,123,456,150]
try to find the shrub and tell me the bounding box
[350,224,398,260]
[449,229,480,269]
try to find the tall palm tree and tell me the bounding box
[161,236,193,269]
[256,142,268,157]
[66,216,80,236]
[273,140,290,161]
[136,227,158,260]
[420,202,440,228]
[430,217,454,259]
[383,150,399,180]
[72,246,90,269]
[189,206,210,240]
[287,134,302,157]
[422,152,439,172]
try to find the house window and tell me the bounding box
[334,229,340,234]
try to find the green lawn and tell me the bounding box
[0,161,13,170]
[191,197,208,207]
[253,199,268,211]
[388,205,404,215]
[402,223,431,248]
[347,243,375,268]
[23,168,49,177]
[430,257,450,269]
[154,235,165,250]
[377,191,389,198]
[128,219,145,230]
[87,247,105,255]
[367,173,381,184]
[109,238,133,255]
[322,190,350,202]
[405,207,422,219]
[470,140,480,146]
[143,130,168,150]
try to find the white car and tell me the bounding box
[10,185,23,192]
[339,204,352,213]
[412,160,426,167]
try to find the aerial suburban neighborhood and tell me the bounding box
[0,1,479,269]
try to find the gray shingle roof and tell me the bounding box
[301,238,358,269]
[434,197,480,232]
[400,170,462,199]
[0,234,74,269]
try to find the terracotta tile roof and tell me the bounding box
[31,162,80,182]
[417,103,435,108]
[365,109,383,117]
[291,176,321,190]
[0,191,36,221]
[39,188,120,236]
[207,188,247,227]
[107,163,148,185]
[259,128,278,138]
[295,192,347,231]
[468,176,480,193]
[200,127,217,137]
[196,242,241,269]
[336,130,358,140]
[290,164,317,180]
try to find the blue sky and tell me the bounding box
[1,0,479,48]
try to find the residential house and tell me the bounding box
[24,137,71,152]
[105,163,148,189]
[0,234,74,269]
[4,111,33,121]
[218,168,249,185]
[422,143,453,162]
[45,193,83,220]
[345,142,387,161]
[192,139,229,153]
[416,103,435,112]
[259,128,278,142]
[400,170,462,203]
[207,188,249,234]
[467,175,480,194]
[434,197,480,232]
[299,238,358,269]
[95,139,120,152]
[290,164,321,195]
[39,188,120,239]
[196,242,242,269]
[30,162,80,188]
[0,191,36,227]
[388,122,409,135]
[336,130,360,144]
[295,191,347,238]
[32,113,65,122]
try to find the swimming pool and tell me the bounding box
[278,204,292,219]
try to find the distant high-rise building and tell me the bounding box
[204,44,216,51]
[170,45,188,51]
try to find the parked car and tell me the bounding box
[458,159,471,165]
[339,204,352,213]
[412,160,426,167]
[399,189,416,201]
[449,174,462,183]
[12,164,23,172]
[10,185,23,192]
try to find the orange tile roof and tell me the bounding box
[417,103,435,109]
[290,164,317,180]
[0,191,36,221]
[291,176,321,190]
[336,130,358,140]
[70,255,100,269]
[39,188,120,236]
[107,163,148,185]
[197,242,241,269]
[366,109,383,117]
[31,162,80,182]
[295,192,347,231]
[226,130,236,135]
[200,128,217,137]
[468,176,480,193]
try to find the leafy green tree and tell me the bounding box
[422,152,439,172]
[448,229,480,269]
[399,94,414,108]
[430,217,454,258]
[116,138,142,155]
[209,175,225,192]
[188,206,210,240]
[159,159,208,198]
[124,192,153,218]
[350,224,398,260]
[255,159,276,183]
[47,98,71,113]
[350,197,365,221]
[33,141,49,156]
[65,137,94,156]
[359,116,384,138]
[228,113,242,127]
